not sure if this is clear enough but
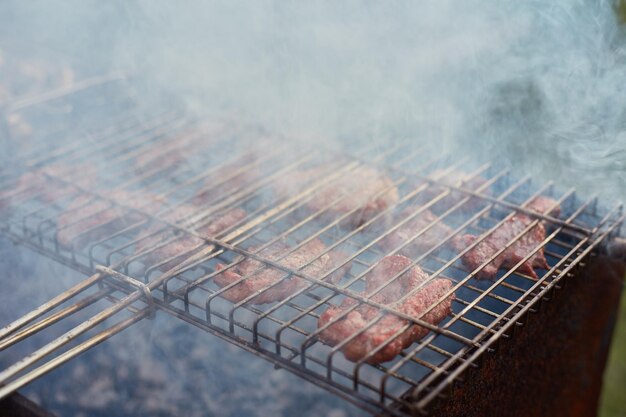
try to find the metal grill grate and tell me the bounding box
[0,79,623,416]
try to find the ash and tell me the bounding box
[0,239,361,417]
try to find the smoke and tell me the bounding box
[119,0,521,143]
[1,1,626,415]
[2,1,625,200]
[105,1,626,199]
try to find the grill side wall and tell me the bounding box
[425,254,625,417]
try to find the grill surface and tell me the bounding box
[0,78,624,416]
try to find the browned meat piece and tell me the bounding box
[0,172,52,209]
[135,206,247,271]
[379,208,453,257]
[318,255,454,364]
[133,149,185,175]
[454,196,561,279]
[130,131,212,176]
[274,164,399,229]
[0,164,97,209]
[134,204,200,250]
[133,151,258,271]
[190,154,259,206]
[132,123,248,177]
[56,190,164,249]
[131,129,208,175]
[214,238,352,305]
[421,169,488,213]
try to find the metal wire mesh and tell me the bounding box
[0,81,623,416]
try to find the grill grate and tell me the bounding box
[0,80,623,416]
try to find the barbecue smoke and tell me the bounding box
[1,1,626,416]
[127,1,626,201]
[2,1,626,200]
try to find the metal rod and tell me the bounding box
[379,190,595,402]
[0,272,107,341]
[415,211,625,411]
[0,287,113,352]
[0,308,148,400]
[2,101,624,415]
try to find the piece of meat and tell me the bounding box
[0,164,97,209]
[379,208,454,257]
[131,123,249,178]
[190,154,259,206]
[0,172,53,209]
[130,130,206,176]
[136,206,247,271]
[421,169,488,213]
[213,238,352,305]
[56,190,164,249]
[274,164,399,229]
[134,204,200,250]
[133,148,185,175]
[454,196,561,279]
[318,255,454,364]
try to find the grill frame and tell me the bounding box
[0,79,624,416]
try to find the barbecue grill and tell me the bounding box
[0,76,624,417]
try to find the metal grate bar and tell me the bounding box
[1,88,623,417]
[382,190,598,404]
[415,206,625,411]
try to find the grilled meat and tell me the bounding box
[132,124,252,178]
[318,255,454,364]
[454,196,561,279]
[134,152,258,270]
[135,206,247,271]
[0,164,97,209]
[214,238,351,305]
[56,190,164,249]
[379,208,453,257]
[133,147,185,175]
[0,172,54,209]
[131,130,207,175]
[274,164,399,229]
[134,204,199,250]
[190,154,258,206]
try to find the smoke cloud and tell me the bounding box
[1,1,625,416]
[2,1,625,199]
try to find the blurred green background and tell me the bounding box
[618,0,626,24]
[599,3,625,417]
[601,290,626,417]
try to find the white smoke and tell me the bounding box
[110,0,626,199]
[2,1,625,200]
[1,2,625,416]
